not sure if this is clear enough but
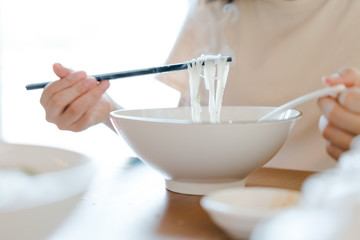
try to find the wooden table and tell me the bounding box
[49,158,315,240]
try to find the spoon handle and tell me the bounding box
[258,84,346,122]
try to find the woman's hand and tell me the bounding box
[40,63,118,132]
[317,67,360,160]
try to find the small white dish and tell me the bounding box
[201,187,301,239]
[0,142,95,240]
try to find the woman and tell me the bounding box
[40,0,360,171]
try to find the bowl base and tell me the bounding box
[165,179,245,195]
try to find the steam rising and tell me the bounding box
[187,0,239,56]
[180,1,238,108]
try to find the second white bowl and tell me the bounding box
[0,142,95,240]
[201,187,301,239]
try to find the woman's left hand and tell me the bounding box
[317,67,360,160]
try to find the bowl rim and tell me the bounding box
[0,142,95,213]
[109,106,302,125]
[200,187,301,217]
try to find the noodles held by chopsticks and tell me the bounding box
[187,54,230,123]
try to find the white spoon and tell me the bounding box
[258,84,346,122]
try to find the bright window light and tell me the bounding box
[0,0,188,161]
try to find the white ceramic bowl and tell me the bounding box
[110,106,301,195]
[0,142,95,240]
[201,187,301,239]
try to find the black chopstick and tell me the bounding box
[25,57,232,90]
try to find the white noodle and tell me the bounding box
[187,58,203,122]
[187,54,230,123]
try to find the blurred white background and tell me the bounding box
[0,0,188,162]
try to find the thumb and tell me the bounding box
[53,63,74,79]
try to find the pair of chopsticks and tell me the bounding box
[25,57,232,90]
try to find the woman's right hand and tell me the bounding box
[40,63,118,132]
[317,67,360,160]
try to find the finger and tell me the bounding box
[45,77,99,122]
[53,63,74,78]
[60,80,110,131]
[40,71,87,108]
[58,80,110,130]
[322,67,360,87]
[318,97,360,135]
[322,123,353,151]
[338,87,360,113]
[326,142,345,160]
[48,70,88,93]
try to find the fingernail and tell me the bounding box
[321,76,330,86]
[318,115,328,134]
[338,90,347,105]
[322,73,341,86]
[319,99,335,117]
[328,73,341,79]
